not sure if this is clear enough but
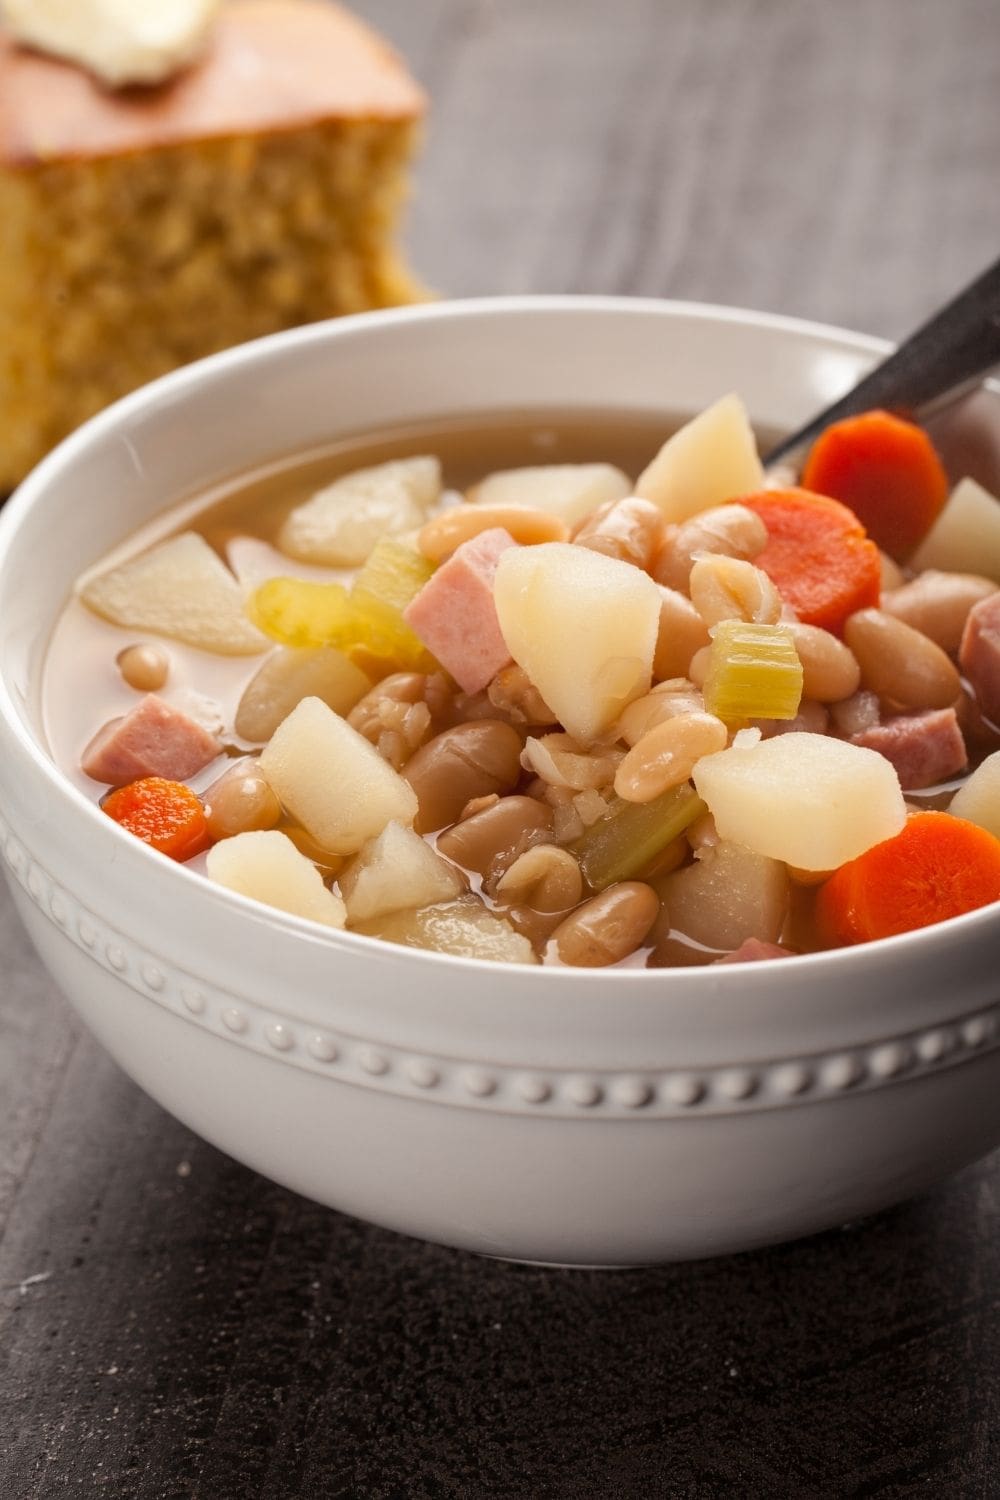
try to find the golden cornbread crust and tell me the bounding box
[0,0,427,491]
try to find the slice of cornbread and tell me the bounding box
[0,0,427,491]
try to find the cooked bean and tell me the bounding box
[403,720,524,832]
[435,794,552,873]
[843,608,961,710]
[487,662,556,726]
[653,586,711,680]
[552,882,660,967]
[689,555,782,627]
[204,758,281,840]
[617,680,704,745]
[752,698,829,737]
[573,496,666,571]
[496,844,583,912]
[687,645,713,688]
[418,504,567,562]
[347,672,433,769]
[615,711,728,802]
[879,550,906,592]
[653,504,768,591]
[117,643,169,692]
[786,622,861,702]
[881,571,997,653]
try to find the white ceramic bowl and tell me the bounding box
[2,297,1000,1267]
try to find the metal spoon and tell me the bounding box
[763,252,1000,467]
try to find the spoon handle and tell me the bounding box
[764,253,1000,466]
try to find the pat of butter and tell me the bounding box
[1,0,221,88]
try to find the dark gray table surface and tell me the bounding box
[3,2,1000,1496]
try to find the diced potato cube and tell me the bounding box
[278,457,442,567]
[353,893,538,963]
[340,820,466,923]
[258,696,418,854]
[949,750,1000,838]
[469,464,632,528]
[493,541,661,742]
[692,731,906,869]
[206,830,346,928]
[659,839,789,949]
[235,646,371,742]
[635,394,765,523]
[79,531,268,655]
[909,478,1000,581]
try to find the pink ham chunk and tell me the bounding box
[960,591,1000,727]
[82,694,220,786]
[404,527,517,694]
[714,938,795,964]
[850,706,966,790]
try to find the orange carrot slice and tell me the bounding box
[800,410,948,560]
[102,777,212,862]
[738,487,881,636]
[815,810,1000,946]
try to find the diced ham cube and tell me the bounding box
[404,527,517,694]
[714,938,795,964]
[960,591,1000,727]
[82,694,221,786]
[850,707,967,791]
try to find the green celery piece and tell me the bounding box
[703,620,803,723]
[571,784,706,891]
[352,535,435,613]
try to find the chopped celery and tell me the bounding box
[570,784,706,891]
[247,577,353,649]
[353,536,435,614]
[703,620,803,723]
[247,575,434,671]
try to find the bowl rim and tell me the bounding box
[3,291,1000,985]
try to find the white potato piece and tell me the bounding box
[79,531,267,655]
[909,478,1000,581]
[692,731,906,870]
[340,820,466,923]
[493,542,660,743]
[949,751,1000,838]
[634,394,765,523]
[258,696,418,854]
[235,646,371,742]
[206,831,346,928]
[278,457,442,567]
[469,463,632,528]
[660,839,789,950]
[353,893,538,964]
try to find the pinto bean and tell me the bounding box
[843,608,961,711]
[786,622,861,702]
[688,555,782,628]
[616,680,704,745]
[435,794,552,874]
[881,571,997,653]
[573,496,666,571]
[117,643,169,692]
[653,586,711,680]
[551,882,660,967]
[614,712,728,802]
[653,504,768,591]
[496,844,583,913]
[203,758,281,840]
[418,505,566,562]
[403,720,524,832]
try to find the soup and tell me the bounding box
[43,399,1000,967]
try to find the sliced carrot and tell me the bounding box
[815,810,1000,947]
[800,409,948,560]
[102,776,212,862]
[738,487,881,636]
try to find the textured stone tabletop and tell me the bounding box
[2,2,1000,1495]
